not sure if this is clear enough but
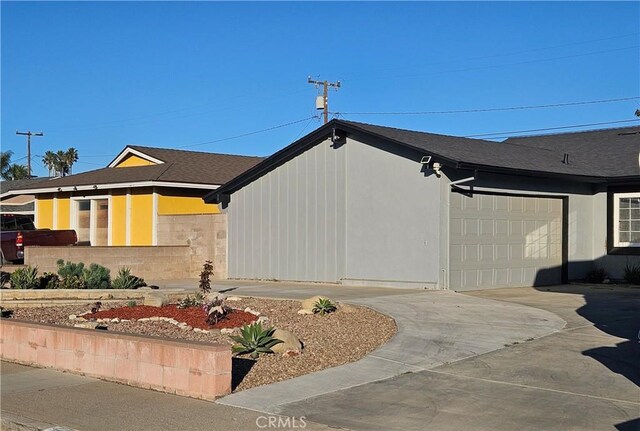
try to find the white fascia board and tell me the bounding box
[108,147,166,168]
[2,181,220,196]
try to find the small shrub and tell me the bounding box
[585,267,608,284]
[312,298,337,315]
[126,300,137,307]
[83,263,111,289]
[112,267,146,289]
[39,272,60,289]
[10,266,40,289]
[57,260,87,289]
[624,262,640,285]
[199,260,214,294]
[229,322,282,359]
[202,293,230,325]
[91,302,102,313]
[177,292,204,309]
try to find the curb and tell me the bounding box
[1,412,77,431]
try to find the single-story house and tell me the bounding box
[1,146,263,246]
[205,119,640,291]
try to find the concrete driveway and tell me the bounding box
[1,282,638,430]
[273,284,640,431]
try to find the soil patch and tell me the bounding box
[87,305,257,330]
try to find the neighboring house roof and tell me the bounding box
[2,146,264,196]
[0,202,34,213]
[205,119,640,203]
[0,178,50,195]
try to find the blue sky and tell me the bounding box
[2,1,639,177]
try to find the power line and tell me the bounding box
[342,32,639,82]
[465,119,640,139]
[178,115,320,149]
[347,45,639,84]
[335,96,639,116]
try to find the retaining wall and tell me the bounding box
[24,246,197,280]
[0,319,231,400]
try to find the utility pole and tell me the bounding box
[308,77,341,124]
[16,130,44,178]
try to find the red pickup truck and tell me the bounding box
[0,214,77,264]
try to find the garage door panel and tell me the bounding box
[450,193,563,290]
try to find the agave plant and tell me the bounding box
[10,266,39,289]
[229,322,282,359]
[312,297,337,315]
[111,267,146,289]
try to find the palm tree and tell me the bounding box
[4,164,29,180]
[42,151,56,177]
[54,150,68,176]
[1,150,13,180]
[65,148,79,175]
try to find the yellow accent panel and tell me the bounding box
[111,192,127,246]
[115,154,156,168]
[130,190,153,245]
[36,195,54,229]
[158,195,219,215]
[56,194,70,229]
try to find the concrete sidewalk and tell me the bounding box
[0,361,333,431]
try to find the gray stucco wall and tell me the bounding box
[227,137,346,282]
[343,140,441,287]
[227,136,441,287]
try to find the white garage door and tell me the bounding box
[449,192,563,291]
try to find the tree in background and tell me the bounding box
[65,148,79,175]
[4,164,29,180]
[42,151,56,176]
[0,151,12,179]
[42,148,79,177]
[1,150,29,180]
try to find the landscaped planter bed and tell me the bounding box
[6,297,396,392]
[86,304,258,330]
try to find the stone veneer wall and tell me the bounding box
[25,246,196,280]
[0,319,231,400]
[157,213,227,279]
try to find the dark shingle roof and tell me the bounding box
[5,146,264,193]
[341,121,640,179]
[0,178,50,194]
[126,146,264,185]
[504,126,640,178]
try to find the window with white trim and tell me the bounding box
[614,192,640,247]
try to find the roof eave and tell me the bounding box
[2,180,221,198]
[456,162,613,183]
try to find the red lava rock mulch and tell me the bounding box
[86,305,257,330]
